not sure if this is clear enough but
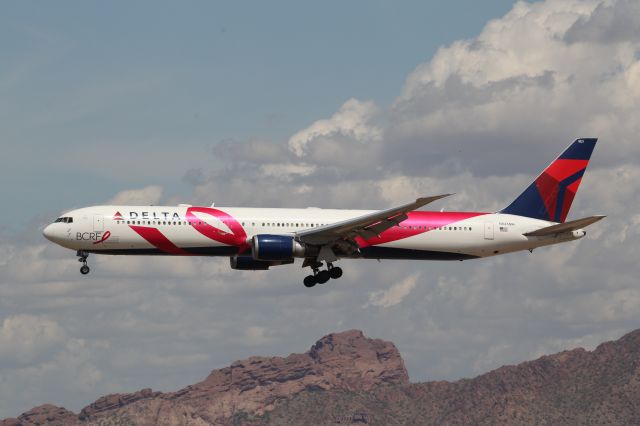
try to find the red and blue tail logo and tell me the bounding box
[501,138,597,223]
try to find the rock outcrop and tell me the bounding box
[1,405,77,426]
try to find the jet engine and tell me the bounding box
[251,234,306,261]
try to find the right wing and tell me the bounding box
[523,215,606,237]
[296,194,453,246]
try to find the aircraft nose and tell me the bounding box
[42,224,56,242]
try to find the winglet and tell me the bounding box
[415,193,454,209]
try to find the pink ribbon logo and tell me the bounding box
[93,231,111,245]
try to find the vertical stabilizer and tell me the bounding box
[501,138,597,223]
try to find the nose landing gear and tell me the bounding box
[77,250,90,275]
[303,262,343,288]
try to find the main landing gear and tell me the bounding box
[77,250,90,275]
[303,262,343,288]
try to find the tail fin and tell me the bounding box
[501,138,597,223]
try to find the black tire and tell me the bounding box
[329,267,343,279]
[303,275,317,288]
[316,270,330,284]
[80,265,90,275]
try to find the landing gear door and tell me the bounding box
[94,215,104,231]
[484,222,494,240]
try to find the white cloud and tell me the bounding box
[108,185,164,205]
[366,273,419,308]
[288,98,382,157]
[244,326,272,346]
[385,0,640,175]
[565,0,640,44]
[259,163,317,180]
[0,315,65,365]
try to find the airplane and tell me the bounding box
[43,138,604,288]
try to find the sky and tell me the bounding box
[2,0,640,418]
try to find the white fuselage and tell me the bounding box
[43,205,585,261]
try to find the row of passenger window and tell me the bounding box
[251,222,325,228]
[115,220,328,227]
[114,219,471,232]
[405,225,473,231]
[117,220,195,226]
[434,226,472,231]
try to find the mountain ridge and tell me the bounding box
[3,328,640,425]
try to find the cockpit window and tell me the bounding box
[54,217,73,223]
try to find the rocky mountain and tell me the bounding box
[3,328,640,425]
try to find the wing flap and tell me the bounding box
[524,215,606,237]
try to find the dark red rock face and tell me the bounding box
[1,404,77,426]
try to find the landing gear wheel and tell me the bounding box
[303,275,317,288]
[316,270,330,284]
[77,251,90,275]
[329,267,343,279]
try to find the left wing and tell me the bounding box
[296,194,453,246]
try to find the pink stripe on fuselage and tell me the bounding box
[355,211,488,248]
[129,226,191,255]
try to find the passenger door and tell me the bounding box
[94,215,104,231]
[484,222,494,240]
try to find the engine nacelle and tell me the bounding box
[230,255,293,270]
[251,234,306,261]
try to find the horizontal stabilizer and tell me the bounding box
[524,215,606,237]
